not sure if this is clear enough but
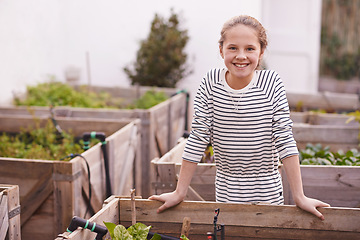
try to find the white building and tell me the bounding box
[0,0,322,106]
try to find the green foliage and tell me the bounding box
[13,81,168,109]
[13,80,122,108]
[104,222,161,240]
[124,9,192,88]
[127,90,168,109]
[0,119,83,160]
[299,143,360,166]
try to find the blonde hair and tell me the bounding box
[219,15,268,52]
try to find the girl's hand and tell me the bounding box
[148,191,185,213]
[295,196,330,220]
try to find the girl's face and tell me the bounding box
[220,24,264,89]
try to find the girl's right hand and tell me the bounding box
[148,191,185,213]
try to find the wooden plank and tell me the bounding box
[0,185,21,240]
[57,197,360,239]
[0,159,54,225]
[119,199,360,239]
[293,123,359,143]
[107,120,140,196]
[3,185,21,240]
[0,191,8,240]
[21,194,55,240]
[52,160,80,237]
[55,197,120,240]
[152,162,177,195]
[308,112,359,127]
[150,100,170,158]
[282,166,360,208]
[169,93,187,147]
[287,91,360,112]
[0,114,129,137]
[157,138,186,164]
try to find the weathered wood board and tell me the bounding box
[287,91,360,112]
[0,185,21,240]
[56,197,360,240]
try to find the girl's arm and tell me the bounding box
[282,155,330,220]
[148,159,198,213]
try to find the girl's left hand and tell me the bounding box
[295,196,330,220]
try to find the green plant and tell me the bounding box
[0,118,83,160]
[124,9,192,88]
[14,81,169,109]
[127,90,168,109]
[299,143,360,166]
[104,222,190,240]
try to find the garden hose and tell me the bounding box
[82,131,112,198]
[60,153,94,218]
[67,216,107,240]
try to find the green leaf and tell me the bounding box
[103,222,117,239]
[114,225,133,240]
[150,233,162,240]
[180,234,190,240]
[128,223,151,240]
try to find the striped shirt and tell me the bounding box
[183,68,299,204]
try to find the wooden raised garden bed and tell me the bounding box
[0,184,21,240]
[282,165,360,208]
[0,114,141,240]
[286,91,360,113]
[55,197,360,240]
[290,112,359,151]
[1,88,188,198]
[151,138,360,208]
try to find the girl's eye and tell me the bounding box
[229,47,237,50]
[247,47,254,51]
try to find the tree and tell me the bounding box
[124,10,192,88]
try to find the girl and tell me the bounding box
[149,15,330,220]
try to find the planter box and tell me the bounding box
[151,138,215,201]
[151,138,360,208]
[0,184,21,240]
[55,197,360,240]
[290,112,359,151]
[0,115,141,240]
[1,89,188,197]
[281,165,360,208]
[287,91,360,112]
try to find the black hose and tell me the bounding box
[60,153,93,218]
[67,216,107,240]
[82,131,112,198]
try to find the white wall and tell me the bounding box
[0,0,261,105]
[261,0,322,94]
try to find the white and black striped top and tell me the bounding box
[183,68,299,204]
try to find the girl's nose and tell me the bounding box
[235,53,247,60]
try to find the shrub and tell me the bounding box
[124,9,192,88]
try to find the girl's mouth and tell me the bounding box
[234,63,249,68]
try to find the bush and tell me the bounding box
[0,119,83,160]
[13,81,168,109]
[124,9,192,88]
